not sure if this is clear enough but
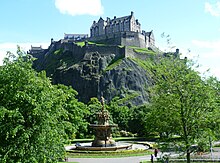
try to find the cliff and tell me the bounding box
[32,41,156,105]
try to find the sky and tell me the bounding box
[0,0,220,78]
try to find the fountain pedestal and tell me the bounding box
[74,97,132,151]
[90,97,117,147]
[90,124,117,147]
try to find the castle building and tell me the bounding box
[64,33,88,41]
[89,12,155,48]
[28,45,45,54]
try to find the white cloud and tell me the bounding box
[205,1,220,17]
[0,42,49,65]
[192,39,220,49]
[55,0,104,16]
[191,39,220,79]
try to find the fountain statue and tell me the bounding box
[74,97,132,151]
[90,97,117,147]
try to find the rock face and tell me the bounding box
[32,41,154,105]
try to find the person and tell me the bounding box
[154,148,158,157]
[151,154,154,163]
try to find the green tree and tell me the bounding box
[55,84,89,139]
[129,105,150,136]
[85,97,102,137]
[87,97,102,124]
[204,77,220,139]
[108,97,131,131]
[149,56,218,163]
[0,49,85,162]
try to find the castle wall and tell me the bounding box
[89,32,122,46]
[89,31,148,48]
[85,44,125,59]
[52,42,86,62]
[121,32,146,48]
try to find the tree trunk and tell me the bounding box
[186,152,190,163]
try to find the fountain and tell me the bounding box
[90,96,117,147]
[75,97,132,151]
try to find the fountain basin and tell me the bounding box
[65,141,150,151]
[75,144,132,151]
[90,124,118,147]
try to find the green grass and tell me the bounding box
[118,45,124,48]
[75,41,85,47]
[54,48,63,55]
[75,41,107,47]
[129,57,154,71]
[75,41,95,47]
[128,46,156,55]
[67,149,153,158]
[105,58,123,71]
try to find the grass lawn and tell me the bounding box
[128,46,156,55]
[67,149,152,158]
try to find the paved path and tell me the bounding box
[67,155,152,163]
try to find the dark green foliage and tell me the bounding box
[108,97,131,131]
[0,49,87,162]
[55,84,89,139]
[87,97,102,125]
[84,98,103,138]
[129,105,150,136]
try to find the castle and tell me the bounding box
[89,11,155,48]
[62,12,155,48]
[29,12,155,54]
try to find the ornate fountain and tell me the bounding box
[75,97,132,151]
[90,97,117,147]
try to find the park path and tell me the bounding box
[67,155,152,163]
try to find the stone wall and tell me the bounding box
[50,41,87,62]
[89,31,148,48]
[121,32,146,48]
[48,39,157,66]
[85,44,125,58]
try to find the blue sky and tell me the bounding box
[0,0,220,78]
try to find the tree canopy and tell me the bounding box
[148,56,219,162]
[0,50,87,162]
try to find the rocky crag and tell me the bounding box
[31,40,156,105]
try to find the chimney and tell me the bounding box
[131,11,134,16]
[114,16,116,19]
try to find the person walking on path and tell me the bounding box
[151,154,154,163]
[154,148,158,157]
